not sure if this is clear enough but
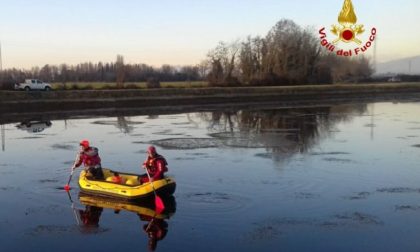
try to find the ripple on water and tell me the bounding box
[148,134,298,149]
[309,152,351,156]
[322,157,354,163]
[183,192,249,215]
[152,129,173,135]
[15,136,44,139]
[151,138,221,149]
[294,192,320,199]
[25,225,109,236]
[242,211,383,241]
[171,122,191,125]
[395,205,420,211]
[364,124,376,128]
[333,212,383,225]
[242,224,281,242]
[343,192,371,200]
[38,179,59,183]
[255,153,272,159]
[51,144,75,150]
[0,186,20,191]
[63,161,76,165]
[377,187,420,193]
[24,204,63,216]
[92,120,144,125]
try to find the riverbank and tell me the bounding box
[1,83,420,117]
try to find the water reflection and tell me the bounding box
[2,101,420,251]
[145,104,369,163]
[176,104,368,159]
[16,120,52,133]
[198,104,368,160]
[76,193,176,250]
[1,124,4,151]
[77,205,103,231]
[91,116,146,134]
[141,211,169,251]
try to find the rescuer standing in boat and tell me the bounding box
[72,140,104,180]
[140,146,168,183]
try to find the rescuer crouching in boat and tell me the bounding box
[72,139,104,180]
[139,146,168,184]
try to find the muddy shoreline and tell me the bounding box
[1,83,420,124]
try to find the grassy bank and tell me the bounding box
[51,81,208,90]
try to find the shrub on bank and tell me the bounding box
[0,82,14,90]
[146,78,161,89]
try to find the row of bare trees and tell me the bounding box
[206,19,373,86]
[0,55,203,88]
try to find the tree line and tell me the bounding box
[0,18,374,89]
[0,56,203,88]
[205,19,373,86]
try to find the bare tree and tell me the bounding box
[116,55,125,88]
[207,41,241,86]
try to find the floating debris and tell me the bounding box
[295,192,320,199]
[310,152,351,156]
[255,153,273,159]
[344,192,371,200]
[150,138,221,149]
[323,157,354,163]
[364,124,376,127]
[243,224,281,241]
[51,144,75,150]
[395,205,420,211]
[333,212,383,225]
[377,187,420,193]
[39,179,59,183]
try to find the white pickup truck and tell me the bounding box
[14,79,52,91]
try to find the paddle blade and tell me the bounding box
[155,196,165,214]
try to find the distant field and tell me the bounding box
[51,81,209,90]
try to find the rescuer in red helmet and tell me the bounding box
[72,139,104,180]
[139,146,168,184]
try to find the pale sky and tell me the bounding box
[0,0,419,69]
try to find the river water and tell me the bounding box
[1,101,420,252]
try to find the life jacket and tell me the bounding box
[112,176,123,184]
[146,154,168,174]
[81,147,101,167]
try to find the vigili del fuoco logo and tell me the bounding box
[319,0,377,56]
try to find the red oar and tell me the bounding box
[145,168,165,213]
[64,170,74,191]
[64,154,79,191]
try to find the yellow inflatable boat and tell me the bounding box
[78,168,176,201]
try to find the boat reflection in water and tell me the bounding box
[76,193,176,251]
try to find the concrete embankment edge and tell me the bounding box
[2,83,420,114]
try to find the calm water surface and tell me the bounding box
[1,102,420,252]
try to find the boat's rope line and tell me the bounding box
[85,179,153,190]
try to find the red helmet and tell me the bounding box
[147,146,156,155]
[80,140,90,149]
